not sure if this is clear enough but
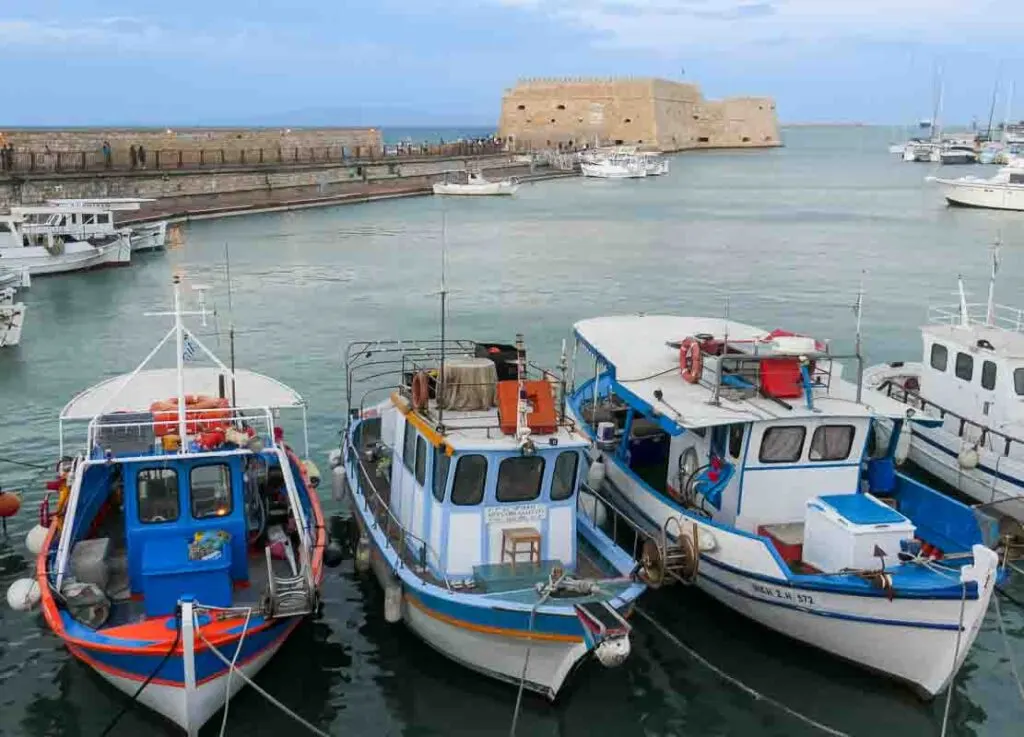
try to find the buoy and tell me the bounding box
[324,539,344,568]
[303,459,321,489]
[579,490,608,526]
[957,445,980,470]
[383,581,403,623]
[25,524,48,556]
[894,428,911,466]
[587,455,606,488]
[331,466,348,502]
[594,635,631,668]
[0,490,22,518]
[6,578,40,611]
[354,536,371,573]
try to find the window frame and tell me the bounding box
[981,360,997,391]
[402,419,416,473]
[728,424,745,460]
[1016,368,1024,396]
[432,447,450,503]
[414,436,427,486]
[955,352,974,382]
[808,425,856,462]
[190,463,233,520]
[496,456,546,503]
[930,343,948,371]
[136,467,180,524]
[550,451,579,502]
[758,426,807,464]
[450,454,487,506]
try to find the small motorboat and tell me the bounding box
[0,287,25,348]
[928,159,1024,210]
[332,335,643,698]
[6,275,326,735]
[939,144,978,165]
[432,170,519,196]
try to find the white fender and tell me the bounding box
[25,524,49,556]
[958,444,980,470]
[6,578,40,611]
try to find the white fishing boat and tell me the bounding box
[903,141,938,163]
[928,161,1024,210]
[639,152,669,176]
[939,144,978,165]
[0,287,25,348]
[38,198,168,252]
[568,313,1001,698]
[580,155,647,179]
[432,170,519,196]
[865,247,1024,521]
[0,214,131,275]
[331,335,643,698]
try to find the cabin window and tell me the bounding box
[137,468,179,523]
[497,457,545,503]
[451,455,487,506]
[1015,368,1024,395]
[415,436,427,486]
[0,222,10,233]
[432,448,450,502]
[97,213,110,224]
[982,361,997,390]
[551,451,579,501]
[690,426,706,438]
[809,425,855,462]
[191,464,232,518]
[758,426,806,464]
[402,420,416,473]
[728,424,745,460]
[930,343,948,371]
[955,352,974,381]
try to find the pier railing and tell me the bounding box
[0,140,507,175]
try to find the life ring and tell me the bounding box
[679,337,702,384]
[150,394,231,436]
[411,371,430,411]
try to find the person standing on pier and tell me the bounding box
[129,145,138,169]
[138,145,147,169]
[0,132,6,171]
[102,141,112,169]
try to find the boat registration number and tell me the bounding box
[751,583,815,607]
[485,504,548,525]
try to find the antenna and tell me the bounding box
[986,236,1001,327]
[225,244,237,407]
[957,273,970,328]
[514,333,532,450]
[558,338,568,425]
[191,284,210,328]
[438,208,448,430]
[172,274,189,443]
[854,272,865,404]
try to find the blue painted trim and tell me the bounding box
[743,461,862,471]
[914,428,1024,490]
[698,572,964,631]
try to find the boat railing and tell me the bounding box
[343,429,452,591]
[85,403,279,451]
[697,347,857,405]
[879,377,1022,456]
[928,302,1024,333]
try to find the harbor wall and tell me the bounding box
[498,77,780,152]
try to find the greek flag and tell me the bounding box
[182,335,198,362]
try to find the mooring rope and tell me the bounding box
[939,582,968,737]
[992,591,1024,704]
[635,607,850,737]
[217,607,253,737]
[508,573,561,737]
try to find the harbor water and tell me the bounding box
[1,126,1023,736]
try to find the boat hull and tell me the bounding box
[0,294,25,347]
[933,178,1024,211]
[432,182,518,196]
[130,221,168,252]
[580,163,646,179]
[595,452,996,698]
[0,237,131,275]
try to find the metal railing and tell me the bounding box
[0,141,507,175]
[344,430,452,591]
[880,377,1021,456]
[86,404,278,451]
[928,302,1024,333]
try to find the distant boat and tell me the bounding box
[0,287,25,348]
[432,170,519,196]
[0,213,131,275]
[42,199,168,252]
[939,144,978,165]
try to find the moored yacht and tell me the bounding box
[929,160,1024,210]
[331,336,643,698]
[568,314,1001,698]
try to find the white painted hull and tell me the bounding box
[0,290,25,347]
[130,221,168,251]
[404,594,589,698]
[932,178,1024,211]
[581,163,647,179]
[597,455,997,697]
[94,640,283,736]
[940,152,977,165]
[432,182,518,196]
[0,236,131,275]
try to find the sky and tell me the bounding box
[1,1,1023,127]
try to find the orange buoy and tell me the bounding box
[0,491,22,518]
[411,371,430,411]
[679,337,703,384]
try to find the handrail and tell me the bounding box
[928,302,1024,333]
[344,430,452,592]
[879,377,1021,456]
[85,405,278,450]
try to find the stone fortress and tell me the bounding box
[498,77,780,152]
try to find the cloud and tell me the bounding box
[492,0,1024,53]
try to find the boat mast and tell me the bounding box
[515,333,530,448]
[958,275,970,328]
[854,273,864,404]
[438,210,448,429]
[1004,83,1015,144]
[986,70,1001,141]
[986,239,1001,327]
[225,244,237,408]
[172,274,189,444]
[932,64,944,141]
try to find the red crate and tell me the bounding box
[758,523,804,564]
[760,357,803,398]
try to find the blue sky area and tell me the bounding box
[2,1,1022,126]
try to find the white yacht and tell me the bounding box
[432,170,519,196]
[928,160,1024,210]
[0,213,130,275]
[865,248,1024,521]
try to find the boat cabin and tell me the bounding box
[345,340,587,585]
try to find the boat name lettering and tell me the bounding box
[485,504,548,524]
[751,583,814,606]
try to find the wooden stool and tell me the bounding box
[501,527,541,569]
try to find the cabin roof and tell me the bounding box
[61,367,304,420]
[922,322,1024,360]
[575,314,915,428]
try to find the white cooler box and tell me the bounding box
[803,493,915,573]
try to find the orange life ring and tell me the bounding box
[411,371,430,411]
[679,337,702,384]
[149,395,231,436]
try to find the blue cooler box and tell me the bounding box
[141,536,233,617]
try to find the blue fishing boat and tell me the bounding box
[9,276,325,735]
[331,336,644,698]
[568,314,1003,698]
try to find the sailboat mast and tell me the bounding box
[438,210,447,429]
[225,244,237,408]
[986,70,1001,140]
[172,274,189,444]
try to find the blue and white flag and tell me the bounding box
[182,335,198,362]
